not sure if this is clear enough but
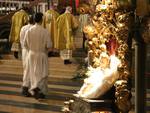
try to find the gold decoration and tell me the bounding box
[82,0,132,111]
[77,3,90,14]
[89,0,98,5]
[115,80,132,112]
[83,25,98,38]
[63,0,133,112]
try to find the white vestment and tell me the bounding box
[24,24,52,94]
[20,24,33,87]
[79,14,90,32]
[78,55,121,99]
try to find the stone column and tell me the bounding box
[134,16,146,113]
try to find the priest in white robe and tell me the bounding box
[24,12,52,99]
[20,15,35,97]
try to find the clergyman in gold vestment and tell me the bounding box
[56,6,78,64]
[43,6,60,55]
[9,7,29,58]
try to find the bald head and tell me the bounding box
[65,6,72,13]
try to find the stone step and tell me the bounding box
[0,62,79,74]
[0,57,80,65]
[0,56,82,68]
[0,67,77,79]
[0,61,79,71]
[0,79,80,93]
[0,56,82,79]
[0,73,83,87]
[1,48,87,59]
[0,73,81,100]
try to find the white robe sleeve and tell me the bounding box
[45,30,52,49]
[23,30,29,50]
[20,27,25,48]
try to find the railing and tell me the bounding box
[0,0,47,14]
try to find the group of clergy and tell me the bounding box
[9,5,79,64]
[8,6,79,99]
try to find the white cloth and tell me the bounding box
[79,14,90,32]
[24,24,52,94]
[20,24,33,87]
[78,55,121,99]
[60,49,72,60]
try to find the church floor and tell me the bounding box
[0,55,150,113]
[0,74,150,113]
[0,73,81,113]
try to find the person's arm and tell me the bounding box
[9,15,15,42]
[23,30,29,50]
[20,26,25,48]
[45,30,52,51]
[72,15,78,30]
[23,13,29,25]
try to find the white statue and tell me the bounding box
[77,52,121,99]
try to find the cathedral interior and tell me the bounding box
[0,0,150,113]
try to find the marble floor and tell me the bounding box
[0,73,81,113]
[0,55,82,113]
[0,73,149,113]
[0,56,149,113]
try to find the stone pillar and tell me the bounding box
[134,16,146,113]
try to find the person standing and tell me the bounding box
[43,6,60,56]
[20,15,34,97]
[78,8,90,50]
[9,7,29,59]
[24,12,52,99]
[56,6,78,64]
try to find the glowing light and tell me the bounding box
[77,54,121,99]
[117,23,124,27]
[96,4,107,12]
[84,25,97,37]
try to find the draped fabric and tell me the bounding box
[20,24,33,87]
[43,9,60,49]
[24,24,52,94]
[9,9,29,43]
[78,55,121,99]
[56,13,78,50]
[9,9,29,51]
[60,49,72,60]
[79,13,90,32]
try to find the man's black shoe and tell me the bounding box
[33,87,45,99]
[38,93,46,99]
[64,60,72,64]
[22,87,32,97]
[14,51,18,59]
[48,51,54,57]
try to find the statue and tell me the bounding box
[77,51,121,99]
